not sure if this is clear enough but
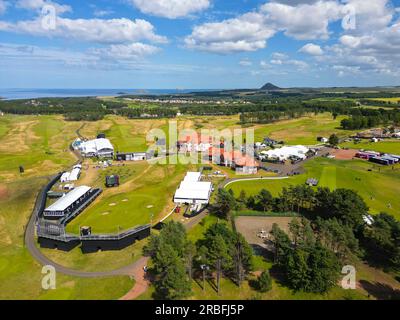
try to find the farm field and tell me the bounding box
[341,140,400,154]
[228,158,400,218]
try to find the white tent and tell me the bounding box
[261,145,309,161]
[174,172,212,205]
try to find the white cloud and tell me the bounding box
[93,9,114,17]
[299,43,324,55]
[129,0,210,19]
[239,58,252,66]
[16,0,72,15]
[184,12,275,54]
[92,43,160,60]
[0,17,167,44]
[261,1,343,40]
[0,0,8,15]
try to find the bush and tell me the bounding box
[257,271,272,293]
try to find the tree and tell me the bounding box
[315,188,368,230]
[208,234,231,294]
[156,255,192,300]
[270,224,291,264]
[257,270,273,293]
[214,188,237,219]
[143,221,193,300]
[306,242,341,293]
[329,134,339,146]
[257,189,273,212]
[362,213,400,269]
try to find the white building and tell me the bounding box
[78,138,114,158]
[261,145,309,161]
[44,186,91,219]
[60,165,81,183]
[174,172,212,205]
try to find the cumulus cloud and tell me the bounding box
[184,12,275,54]
[0,17,167,44]
[129,0,210,19]
[261,1,343,40]
[299,43,324,55]
[16,0,72,15]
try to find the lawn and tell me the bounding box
[67,162,197,234]
[341,140,400,155]
[227,158,400,218]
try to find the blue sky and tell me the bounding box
[0,0,399,89]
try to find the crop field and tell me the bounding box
[228,158,400,218]
[341,140,400,154]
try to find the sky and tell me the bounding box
[0,0,399,89]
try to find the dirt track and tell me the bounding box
[235,216,297,247]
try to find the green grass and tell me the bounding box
[104,119,148,152]
[341,140,400,154]
[0,177,133,300]
[320,166,337,189]
[67,162,193,234]
[228,158,400,218]
[254,113,358,145]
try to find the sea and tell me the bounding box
[0,88,217,100]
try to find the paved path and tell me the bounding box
[222,176,289,189]
[119,257,150,300]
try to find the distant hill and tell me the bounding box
[260,83,282,91]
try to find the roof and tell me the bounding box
[174,188,211,201]
[80,138,114,154]
[45,186,91,212]
[68,167,81,181]
[261,146,309,160]
[179,181,212,191]
[183,172,201,182]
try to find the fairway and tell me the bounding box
[320,166,337,189]
[341,140,400,154]
[228,158,400,218]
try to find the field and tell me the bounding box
[1,112,399,300]
[253,113,358,145]
[0,176,134,300]
[341,140,400,154]
[67,161,198,234]
[228,158,400,218]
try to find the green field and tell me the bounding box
[228,158,400,218]
[67,162,196,234]
[341,140,400,154]
[0,176,134,300]
[254,113,358,145]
